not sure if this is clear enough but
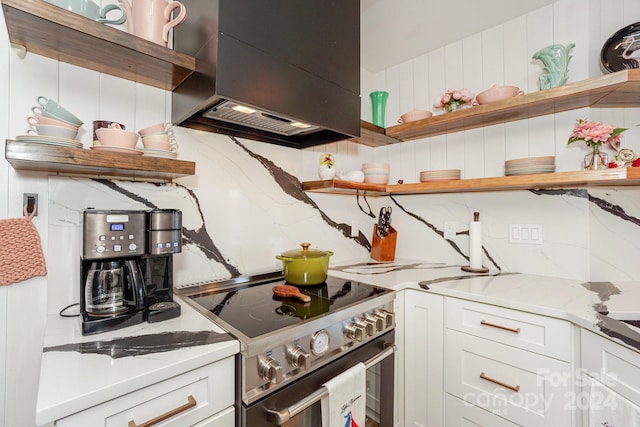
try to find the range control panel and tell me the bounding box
[243,299,395,404]
[82,210,147,259]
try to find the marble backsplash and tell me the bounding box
[46,126,640,314]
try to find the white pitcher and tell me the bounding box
[118,0,186,46]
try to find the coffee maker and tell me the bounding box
[80,209,182,335]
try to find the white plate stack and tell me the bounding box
[419,169,461,182]
[505,156,555,176]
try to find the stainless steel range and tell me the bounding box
[177,272,396,426]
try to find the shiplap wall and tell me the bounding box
[306,0,640,186]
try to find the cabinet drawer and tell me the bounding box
[193,406,235,427]
[581,329,640,405]
[56,357,234,426]
[446,329,572,426]
[446,297,571,361]
[445,393,519,427]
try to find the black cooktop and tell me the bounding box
[186,277,390,339]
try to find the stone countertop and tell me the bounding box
[329,259,640,354]
[35,296,239,426]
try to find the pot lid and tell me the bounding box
[280,243,332,259]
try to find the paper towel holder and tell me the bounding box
[461,211,489,273]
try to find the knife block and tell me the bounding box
[370,224,397,261]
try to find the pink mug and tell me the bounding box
[119,0,186,46]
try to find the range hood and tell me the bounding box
[171,0,361,149]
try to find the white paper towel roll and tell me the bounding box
[469,221,482,269]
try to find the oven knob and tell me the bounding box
[286,345,311,370]
[374,309,394,328]
[258,357,284,384]
[365,313,384,332]
[360,317,376,336]
[344,323,366,341]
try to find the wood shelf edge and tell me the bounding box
[302,169,640,196]
[385,69,640,141]
[349,121,400,147]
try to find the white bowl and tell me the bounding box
[362,162,390,184]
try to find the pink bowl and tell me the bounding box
[398,109,432,124]
[475,85,523,105]
[95,128,139,149]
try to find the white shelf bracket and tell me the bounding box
[10,43,27,59]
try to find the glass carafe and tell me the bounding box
[84,261,130,316]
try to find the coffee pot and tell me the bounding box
[118,0,186,46]
[84,259,144,317]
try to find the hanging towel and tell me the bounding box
[588,375,640,427]
[321,362,366,427]
[0,206,47,286]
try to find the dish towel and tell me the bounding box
[0,206,47,286]
[321,362,366,427]
[588,376,640,427]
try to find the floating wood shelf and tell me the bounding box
[1,0,195,90]
[350,121,399,147]
[303,168,640,196]
[384,69,640,142]
[5,141,195,182]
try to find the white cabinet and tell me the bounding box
[444,298,576,427]
[581,329,640,426]
[445,394,519,427]
[403,289,444,427]
[55,357,235,426]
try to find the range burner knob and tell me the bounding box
[258,356,284,384]
[364,313,384,332]
[374,309,394,328]
[286,345,311,370]
[359,317,375,336]
[344,322,366,341]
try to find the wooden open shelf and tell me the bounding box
[1,0,195,91]
[5,141,195,182]
[303,168,640,196]
[381,69,640,142]
[349,121,400,147]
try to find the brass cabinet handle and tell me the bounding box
[480,319,520,334]
[128,395,197,427]
[480,372,520,392]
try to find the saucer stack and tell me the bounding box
[505,156,555,176]
[419,169,461,182]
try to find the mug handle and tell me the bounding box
[36,96,48,110]
[31,106,45,117]
[97,3,127,25]
[516,90,524,96]
[26,116,39,127]
[397,118,405,124]
[162,1,187,43]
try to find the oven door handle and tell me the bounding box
[266,343,396,425]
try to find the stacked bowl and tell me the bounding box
[362,162,390,184]
[139,123,178,159]
[22,96,83,148]
[92,126,141,155]
[504,156,556,176]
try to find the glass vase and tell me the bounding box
[584,148,609,170]
[370,91,389,127]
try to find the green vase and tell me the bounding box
[370,91,389,127]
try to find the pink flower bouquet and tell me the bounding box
[567,119,627,149]
[433,88,475,113]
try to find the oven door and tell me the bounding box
[242,331,395,427]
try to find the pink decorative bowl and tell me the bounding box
[475,85,523,105]
[398,109,432,124]
[362,162,390,184]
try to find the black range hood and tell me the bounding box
[171,0,361,149]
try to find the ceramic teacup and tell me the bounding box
[119,0,186,46]
[95,127,139,149]
[92,120,126,143]
[26,115,79,130]
[141,134,177,152]
[138,122,174,137]
[44,0,127,25]
[35,96,83,126]
[27,124,78,140]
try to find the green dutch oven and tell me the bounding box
[276,243,334,285]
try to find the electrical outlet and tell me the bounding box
[444,221,456,239]
[509,224,543,244]
[23,193,38,216]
